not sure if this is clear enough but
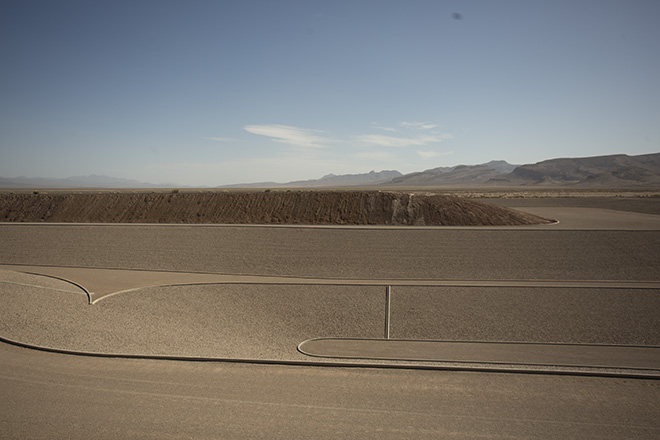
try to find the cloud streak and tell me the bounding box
[400,121,438,130]
[417,150,453,159]
[355,133,451,148]
[244,124,331,149]
[370,122,397,132]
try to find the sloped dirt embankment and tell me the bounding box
[0,191,553,226]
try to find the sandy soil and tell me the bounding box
[0,191,552,226]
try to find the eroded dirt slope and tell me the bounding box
[0,191,553,226]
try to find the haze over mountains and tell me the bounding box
[0,174,172,189]
[2,153,659,189]
[223,170,404,189]
[387,154,660,188]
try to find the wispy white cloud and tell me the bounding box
[244,124,331,149]
[417,150,453,159]
[400,121,438,130]
[355,133,450,148]
[370,122,397,132]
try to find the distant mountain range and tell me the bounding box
[2,153,659,189]
[238,153,660,188]
[386,153,660,187]
[501,153,660,187]
[386,160,518,186]
[0,174,173,189]
[223,170,403,188]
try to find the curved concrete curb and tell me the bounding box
[3,267,659,379]
[1,334,658,380]
[19,271,92,304]
[298,337,660,371]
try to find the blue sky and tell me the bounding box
[1,0,659,186]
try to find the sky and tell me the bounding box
[1,0,659,186]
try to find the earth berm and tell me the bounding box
[0,191,553,226]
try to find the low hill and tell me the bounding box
[387,161,517,186]
[223,170,402,188]
[0,191,552,226]
[384,153,660,187]
[497,153,660,187]
[389,165,505,186]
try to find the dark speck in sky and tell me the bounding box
[452,12,463,20]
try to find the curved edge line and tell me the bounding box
[298,337,660,349]
[90,281,388,304]
[90,286,144,304]
[297,338,660,372]
[14,271,92,305]
[1,335,657,380]
[92,282,258,304]
[89,278,660,305]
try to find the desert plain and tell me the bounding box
[1,189,659,439]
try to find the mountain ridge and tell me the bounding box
[385,153,660,188]
[2,153,659,189]
[222,170,402,189]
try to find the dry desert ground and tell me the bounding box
[1,189,659,439]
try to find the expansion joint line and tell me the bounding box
[385,285,391,339]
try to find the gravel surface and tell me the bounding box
[1,201,658,371]
[2,199,659,440]
[4,342,659,440]
[0,276,384,360]
[2,225,659,281]
[390,286,660,345]
[3,271,658,368]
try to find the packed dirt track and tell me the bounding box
[0,191,553,225]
